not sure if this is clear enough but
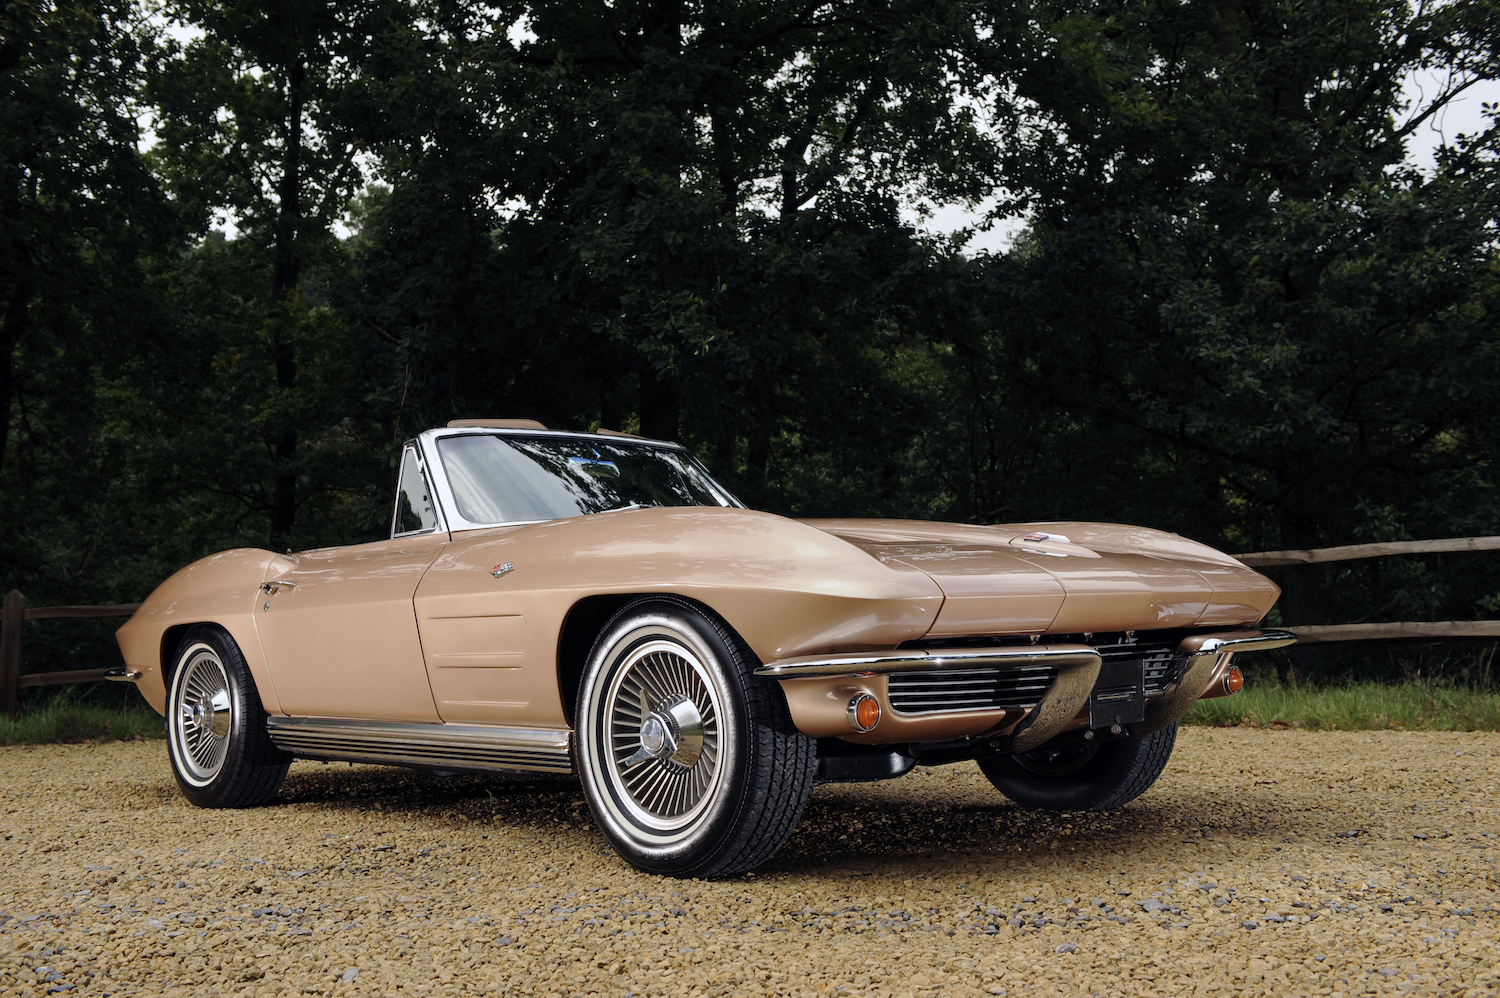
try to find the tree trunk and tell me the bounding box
[1276,511,1325,625]
[0,275,28,478]
[639,367,679,441]
[746,431,770,492]
[632,1,685,448]
[711,425,737,491]
[267,56,306,552]
[600,388,625,434]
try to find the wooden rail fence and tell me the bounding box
[1,590,141,718]
[4,535,1500,715]
[1234,536,1500,567]
[1232,535,1500,644]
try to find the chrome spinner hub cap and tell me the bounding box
[627,694,704,769]
[186,690,232,740]
[639,714,669,757]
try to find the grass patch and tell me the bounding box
[0,703,164,745]
[1183,681,1500,731]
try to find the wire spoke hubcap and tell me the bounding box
[601,638,724,834]
[173,648,233,785]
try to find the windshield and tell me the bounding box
[436,434,741,524]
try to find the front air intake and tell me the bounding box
[887,665,1059,715]
[1089,635,1184,695]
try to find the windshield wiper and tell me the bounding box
[604,503,656,513]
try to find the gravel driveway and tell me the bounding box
[2,728,1497,997]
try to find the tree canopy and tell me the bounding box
[2,0,1498,686]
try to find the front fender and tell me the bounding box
[424,507,946,725]
[115,548,282,715]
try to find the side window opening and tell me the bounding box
[393,446,439,536]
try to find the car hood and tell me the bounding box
[800,518,1279,636]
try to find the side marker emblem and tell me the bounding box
[491,562,515,579]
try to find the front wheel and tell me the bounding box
[166,626,290,807]
[978,723,1178,811]
[575,598,816,877]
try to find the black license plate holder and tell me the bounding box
[1090,658,1146,727]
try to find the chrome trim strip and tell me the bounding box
[1180,628,1299,656]
[1136,629,1296,735]
[104,668,141,682]
[754,644,1102,678]
[414,427,741,534]
[265,717,573,775]
[391,440,449,540]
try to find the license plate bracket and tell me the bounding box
[1090,658,1146,727]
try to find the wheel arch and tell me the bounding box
[555,592,759,729]
[159,620,272,708]
[160,623,195,688]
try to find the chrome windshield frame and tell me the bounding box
[390,439,449,540]
[413,427,742,533]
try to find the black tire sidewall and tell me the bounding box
[167,625,282,808]
[575,600,756,875]
[980,725,1178,811]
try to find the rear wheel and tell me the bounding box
[166,626,290,807]
[978,723,1177,811]
[575,598,816,877]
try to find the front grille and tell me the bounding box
[1088,636,1184,695]
[1086,635,1187,726]
[888,665,1058,715]
[886,631,1192,718]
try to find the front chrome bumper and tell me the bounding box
[1135,629,1297,735]
[758,628,1296,748]
[753,644,1102,679]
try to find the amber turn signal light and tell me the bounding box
[847,692,881,732]
[1223,664,1244,695]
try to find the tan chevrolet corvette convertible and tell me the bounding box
[114,419,1293,877]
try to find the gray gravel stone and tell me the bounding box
[1,729,1497,996]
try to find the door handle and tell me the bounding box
[260,581,298,595]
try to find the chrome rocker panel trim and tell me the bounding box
[265,717,574,775]
[754,644,1103,678]
[1137,629,1297,736]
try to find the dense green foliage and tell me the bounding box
[2,0,1498,696]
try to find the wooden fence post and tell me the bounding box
[2,590,24,719]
